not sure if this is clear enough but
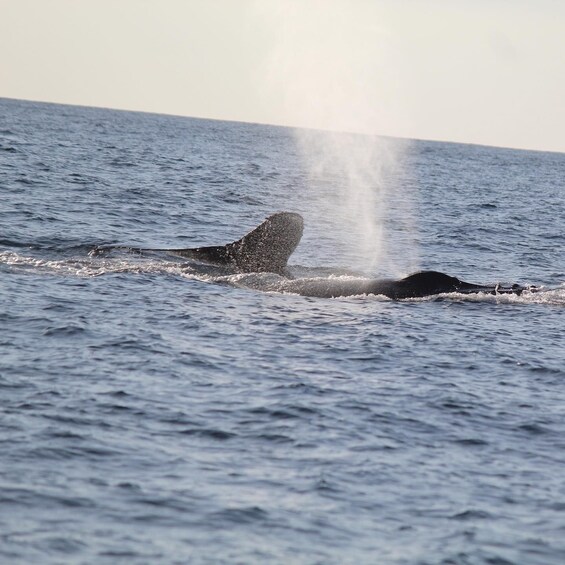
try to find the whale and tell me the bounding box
[102,212,536,299]
[165,211,304,277]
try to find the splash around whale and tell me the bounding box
[95,212,538,300]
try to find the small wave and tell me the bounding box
[436,287,565,306]
[178,428,236,440]
[43,324,88,337]
[0,487,95,510]
[211,506,269,525]
[0,239,31,248]
[0,249,190,279]
[518,422,551,435]
[452,438,489,446]
[67,172,98,185]
[1,239,109,254]
[254,433,294,443]
[451,509,493,520]
[109,158,137,168]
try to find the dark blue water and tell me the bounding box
[1,98,564,564]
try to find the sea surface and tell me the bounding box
[1,97,564,565]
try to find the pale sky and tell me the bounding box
[1,0,564,153]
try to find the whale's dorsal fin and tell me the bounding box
[169,212,304,275]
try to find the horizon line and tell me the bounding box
[2,95,563,156]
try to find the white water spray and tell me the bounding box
[257,0,419,274]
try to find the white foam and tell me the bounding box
[2,250,562,305]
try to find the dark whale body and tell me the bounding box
[278,270,528,299]
[107,212,534,299]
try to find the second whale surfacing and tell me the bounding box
[107,212,536,299]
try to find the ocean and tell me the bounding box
[1,97,564,564]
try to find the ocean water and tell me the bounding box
[1,97,564,564]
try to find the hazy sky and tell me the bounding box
[2,0,564,152]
